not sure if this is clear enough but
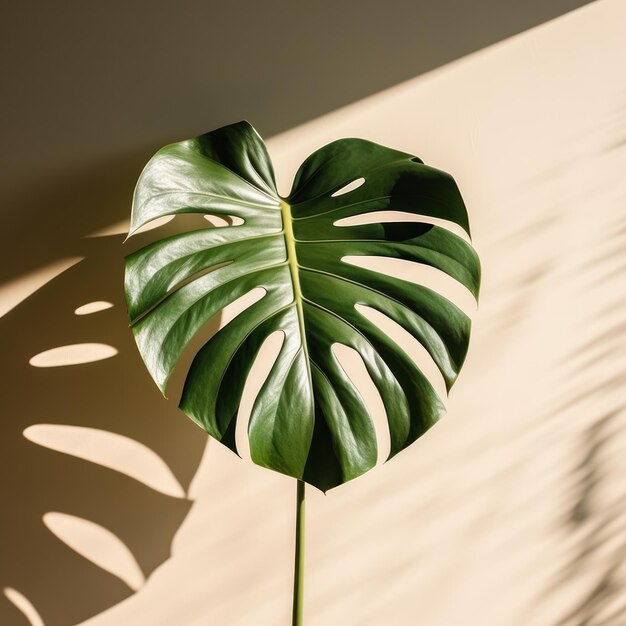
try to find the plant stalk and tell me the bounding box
[292,479,306,626]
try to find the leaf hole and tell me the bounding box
[334,210,470,242]
[331,177,366,197]
[132,214,176,235]
[235,330,285,460]
[219,287,267,328]
[166,288,267,401]
[355,304,447,401]
[204,215,245,226]
[128,259,235,326]
[124,214,237,249]
[331,343,391,465]
[343,255,476,316]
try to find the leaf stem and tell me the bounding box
[292,479,306,626]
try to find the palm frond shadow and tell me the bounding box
[533,208,626,625]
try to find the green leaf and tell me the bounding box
[125,121,480,491]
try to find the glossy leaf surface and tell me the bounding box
[125,121,480,491]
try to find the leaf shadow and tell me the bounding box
[0,155,209,626]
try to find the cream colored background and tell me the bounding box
[3,0,626,624]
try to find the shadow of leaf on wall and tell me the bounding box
[0,157,210,626]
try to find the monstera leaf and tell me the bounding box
[125,121,480,491]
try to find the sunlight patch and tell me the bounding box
[24,424,185,498]
[74,301,114,315]
[29,343,118,367]
[43,512,145,590]
[3,588,44,626]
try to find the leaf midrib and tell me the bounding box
[280,199,313,389]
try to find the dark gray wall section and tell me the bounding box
[2,0,593,183]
